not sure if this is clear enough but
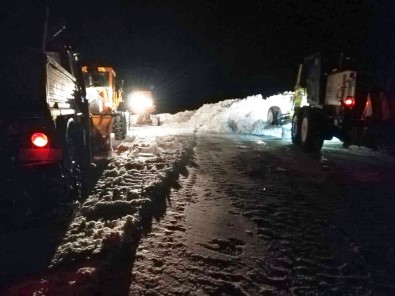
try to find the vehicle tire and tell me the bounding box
[300,108,324,152]
[291,110,301,145]
[267,106,281,125]
[113,113,126,140]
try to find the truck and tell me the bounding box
[287,53,392,152]
[82,65,128,154]
[0,7,115,210]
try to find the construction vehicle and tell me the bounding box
[288,52,392,152]
[82,65,128,155]
[127,90,159,125]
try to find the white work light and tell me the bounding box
[128,91,153,114]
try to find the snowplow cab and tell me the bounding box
[82,65,123,113]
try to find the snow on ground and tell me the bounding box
[2,134,196,294]
[50,93,295,264]
[5,91,395,294]
[3,92,294,293]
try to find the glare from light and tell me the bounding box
[31,132,48,147]
[128,91,153,113]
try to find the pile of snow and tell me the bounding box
[159,92,293,138]
[159,110,195,125]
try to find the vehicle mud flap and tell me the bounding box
[359,120,382,150]
[300,108,324,153]
[91,114,113,158]
[75,117,93,170]
[63,133,83,201]
[151,115,160,126]
[291,109,303,145]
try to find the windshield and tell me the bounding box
[83,70,110,87]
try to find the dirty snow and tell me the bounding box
[50,93,294,267]
[4,91,395,295]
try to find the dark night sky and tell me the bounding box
[2,0,395,112]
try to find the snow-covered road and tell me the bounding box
[2,93,395,295]
[129,132,395,295]
[2,126,395,295]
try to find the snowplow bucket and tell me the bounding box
[91,114,114,159]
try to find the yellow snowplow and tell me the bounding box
[82,65,127,157]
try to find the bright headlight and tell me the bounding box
[128,91,153,113]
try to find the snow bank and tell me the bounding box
[160,92,293,138]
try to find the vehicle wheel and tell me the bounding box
[267,107,281,125]
[113,113,126,140]
[291,110,301,145]
[300,108,324,152]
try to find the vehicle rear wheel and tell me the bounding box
[300,108,324,152]
[267,107,281,125]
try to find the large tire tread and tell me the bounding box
[300,108,324,153]
[267,106,281,125]
[113,113,126,140]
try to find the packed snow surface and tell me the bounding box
[50,93,293,262]
[7,91,395,294]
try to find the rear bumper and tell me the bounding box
[0,148,62,181]
[18,148,62,165]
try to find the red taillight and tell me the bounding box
[344,96,355,107]
[31,132,48,147]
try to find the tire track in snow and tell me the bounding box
[206,136,395,295]
[129,136,268,295]
[2,134,197,295]
[130,167,202,295]
[194,135,383,295]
